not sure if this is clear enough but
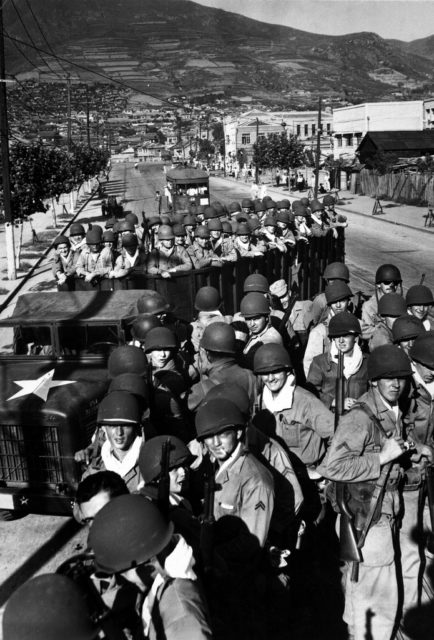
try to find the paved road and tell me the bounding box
[1,162,434,631]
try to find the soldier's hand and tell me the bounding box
[379,436,406,465]
[74,445,94,465]
[161,270,171,279]
[410,443,434,463]
[344,398,357,410]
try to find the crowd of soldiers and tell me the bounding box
[50,194,348,288]
[4,208,434,640]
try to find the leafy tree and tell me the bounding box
[197,138,215,161]
[365,150,399,175]
[253,132,304,172]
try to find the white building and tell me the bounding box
[332,101,424,160]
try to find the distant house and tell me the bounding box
[357,131,434,164]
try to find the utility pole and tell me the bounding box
[0,0,16,279]
[255,117,259,184]
[314,97,322,199]
[86,85,91,147]
[66,73,72,151]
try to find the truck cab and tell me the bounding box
[0,290,146,516]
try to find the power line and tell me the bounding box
[5,33,173,106]
[10,0,64,81]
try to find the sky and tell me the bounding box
[194,0,434,42]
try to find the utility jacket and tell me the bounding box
[307,351,369,409]
[147,246,192,274]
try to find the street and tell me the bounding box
[1,160,434,633]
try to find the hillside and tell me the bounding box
[4,0,434,104]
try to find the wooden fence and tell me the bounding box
[359,169,434,206]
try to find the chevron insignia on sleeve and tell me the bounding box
[255,501,266,511]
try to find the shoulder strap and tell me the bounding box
[352,400,389,446]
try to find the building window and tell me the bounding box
[241,134,251,145]
[296,124,301,136]
[337,135,342,148]
[304,124,308,136]
[257,133,266,140]
[312,124,316,136]
[326,123,331,133]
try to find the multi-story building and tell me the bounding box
[332,101,424,160]
[223,109,333,164]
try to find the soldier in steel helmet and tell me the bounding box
[240,292,283,370]
[190,286,232,354]
[3,574,99,640]
[76,227,113,284]
[232,222,264,257]
[369,293,407,352]
[406,284,434,330]
[399,332,434,625]
[112,231,147,278]
[146,224,193,277]
[186,225,223,268]
[187,322,256,411]
[392,314,425,356]
[89,495,212,640]
[52,235,75,290]
[307,311,368,410]
[361,263,402,340]
[207,219,237,262]
[318,344,413,640]
[129,313,163,349]
[68,222,88,266]
[303,281,353,378]
[309,261,351,327]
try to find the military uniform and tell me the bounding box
[317,387,404,640]
[369,319,393,352]
[361,293,381,340]
[146,246,192,274]
[113,246,148,278]
[82,434,143,492]
[303,316,331,378]
[186,242,221,268]
[76,246,113,279]
[307,349,368,409]
[243,324,283,370]
[210,236,237,261]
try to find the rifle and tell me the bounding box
[334,349,363,569]
[158,437,172,518]
[57,554,127,640]
[425,464,434,553]
[200,472,216,576]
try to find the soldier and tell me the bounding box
[233,222,264,257]
[307,311,368,410]
[73,470,128,525]
[76,228,113,285]
[183,214,196,246]
[400,333,434,625]
[187,322,257,410]
[253,343,334,470]
[190,286,232,353]
[240,292,283,369]
[392,314,425,356]
[129,313,162,349]
[186,226,222,268]
[146,224,192,277]
[361,263,402,340]
[2,574,99,640]
[309,261,351,327]
[275,210,296,247]
[303,281,353,377]
[369,292,407,352]
[89,495,212,640]
[207,219,237,261]
[144,326,189,382]
[80,391,143,492]
[317,345,413,640]
[68,222,88,265]
[112,232,147,279]
[406,284,434,330]
[52,235,75,290]
[107,344,148,379]
[261,216,287,253]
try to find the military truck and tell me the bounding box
[0,290,146,516]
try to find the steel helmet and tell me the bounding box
[328,311,361,337]
[392,315,425,343]
[137,293,170,315]
[229,201,242,214]
[409,332,434,369]
[292,202,307,217]
[195,398,245,439]
[265,199,277,210]
[325,281,353,304]
[208,219,223,232]
[148,215,161,228]
[248,217,261,232]
[200,322,236,354]
[121,232,138,248]
[203,205,218,220]
[236,222,251,236]
[322,194,336,207]
[212,202,225,216]
[241,198,253,209]
[243,273,269,294]
[222,221,233,234]
[85,228,102,245]
[254,200,266,213]
[69,223,85,236]
[263,216,277,228]
[108,345,148,378]
[205,383,250,418]
[160,214,172,225]
[276,199,291,210]
[405,285,434,307]
[3,574,97,640]
[276,211,291,225]
[173,212,185,224]
[195,226,211,239]
[310,199,325,212]
[195,286,221,312]
[131,313,162,341]
[157,224,175,240]
[138,435,195,483]
[375,264,402,284]
[125,212,139,226]
[104,217,116,230]
[144,327,177,353]
[102,230,115,243]
[240,292,270,318]
[97,390,141,425]
[253,343,292,374]
[173,223,186,237]
[108,373,148,400]
[117,219,135,233]
[323,262,350,282]
[53,234,70,247]
[183,214,196,227]
[300,197,310,207]
[367,344,412,380]
[378,293,407,317]
[89,494,174,573]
